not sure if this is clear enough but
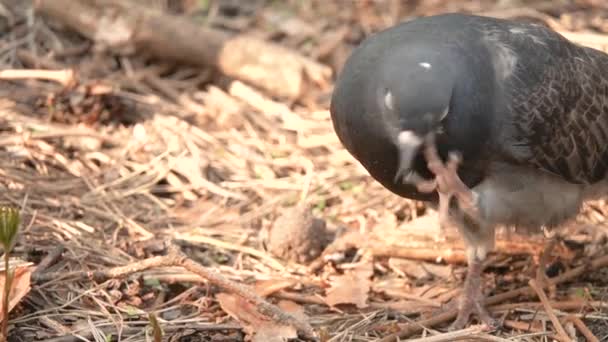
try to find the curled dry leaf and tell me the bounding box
[216,293,298,342]
[254,278,297,297]
[325,262,373,308]
[0,263,33,322]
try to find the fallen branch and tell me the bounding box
[34,0,332,100]
[33,244,315,339]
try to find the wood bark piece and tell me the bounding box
[34,0,332,100]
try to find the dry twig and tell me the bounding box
[566,315,599,342]
[32,244,315,339]
[0,69,75,87]
[34,0,332,100]
[528,278,570,341]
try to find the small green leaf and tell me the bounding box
[315,199,326,211]
[148,312,163,342]
[283,196,299,206]
[144,278,161,288]
[198,0,209,11]
[213,253,229,264]
[0,207,20,252]
[270,150,288,158]
[339,181,354,191]
[351,185,364,194]
[124,305,140,317]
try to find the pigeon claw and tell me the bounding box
[449,289,500,332]
[448,258,501,332]
[420,135,479,221]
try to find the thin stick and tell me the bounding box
[503,319,544,333]
[0,69,75,87]
[32,244,315,339]
[566,315,599,342]
[490,300,604,313]
[174,232,285,271]
[31,245,65,280]
[378,310,458,342]
[405,325,487,342]
[528,278,570,341]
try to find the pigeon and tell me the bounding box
[330,12,608,330]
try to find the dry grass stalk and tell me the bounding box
[528,279,570,341]
[566,315,599,342]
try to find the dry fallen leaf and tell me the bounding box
[216,293,298,342]
[325,262,373,308]
[254,278,297,297]
[388,258,451,280]
[277,300,307,322]
[0,263,33,322]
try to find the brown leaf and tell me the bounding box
[277,300,307,322]
[254,278,297,297]
[0,264,33,322]
[216,293,297,342]
[388,258,451,280]
[325,262,373,308]
[251,323,298,342]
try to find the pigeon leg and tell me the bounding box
[450,225,499,331]
[417,136,498,330]
[535,229,559,296]
[451,254,492,329]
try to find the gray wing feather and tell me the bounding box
[495,23,608,184]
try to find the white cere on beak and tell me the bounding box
[397,130,423,148]
[439,106,449,121]
[418,62,432,69]
[384,90,395,111]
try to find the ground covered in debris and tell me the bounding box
[2,0,608,341]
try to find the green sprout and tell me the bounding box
[0,207,20,252]
[0,207,20,342]
[148,312,163,342]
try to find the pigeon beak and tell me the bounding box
[394,131,423,184]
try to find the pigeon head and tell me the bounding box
[376,47,456,183]
[331,21,496,200]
